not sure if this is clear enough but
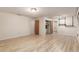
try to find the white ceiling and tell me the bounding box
[0,7,77,18]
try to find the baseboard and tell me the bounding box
[0,34,33,41]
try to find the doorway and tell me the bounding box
[45,20,53,34]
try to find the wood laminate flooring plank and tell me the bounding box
[0,34,78,52]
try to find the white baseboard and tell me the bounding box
[0,34,32,41]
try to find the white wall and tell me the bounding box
[0,12,34,40]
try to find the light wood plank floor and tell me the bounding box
[0,34,78,52]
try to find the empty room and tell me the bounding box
[0,7,79,52]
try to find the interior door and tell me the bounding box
[35,20,39,35]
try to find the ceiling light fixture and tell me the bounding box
[29,8,39,13]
